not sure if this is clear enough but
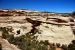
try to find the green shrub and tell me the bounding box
[0,27,9,39]
[0,27,64,50]
[68,40,75,50]
[61,44,68,50]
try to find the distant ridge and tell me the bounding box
[0,9,71,14]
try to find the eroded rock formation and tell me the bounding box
[0,10,75,50]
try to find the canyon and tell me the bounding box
[0,9,75,50]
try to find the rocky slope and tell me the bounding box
[0,10,75,50]
[0,37,21,50]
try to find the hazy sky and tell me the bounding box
[0,0,75,13]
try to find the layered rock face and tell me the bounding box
[0,10,75,46]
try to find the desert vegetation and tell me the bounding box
[0,27,75,50]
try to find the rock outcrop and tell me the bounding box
[0,10,75,50]
[0,37,21,50]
